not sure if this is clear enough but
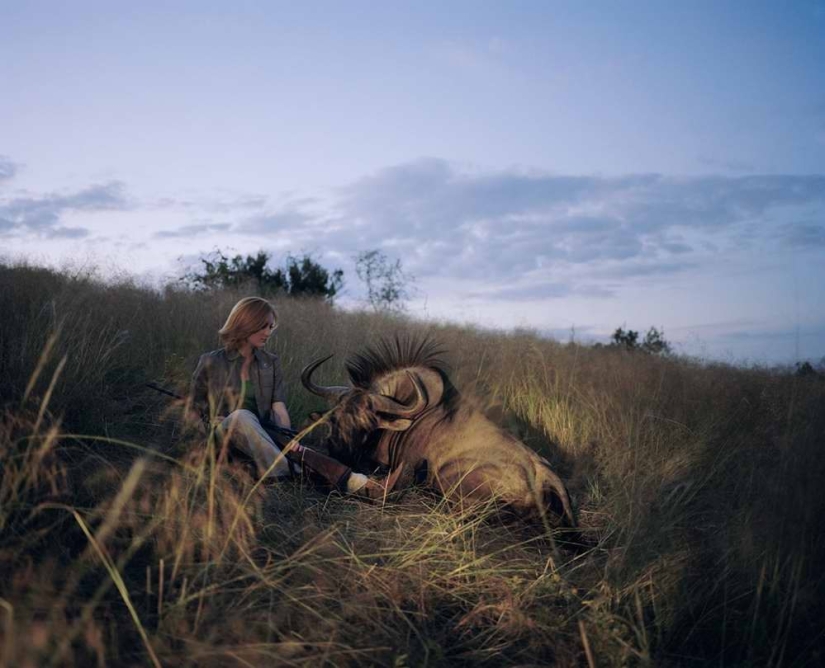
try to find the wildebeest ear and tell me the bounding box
[376,417,413,432]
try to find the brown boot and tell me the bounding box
[284,444,352,492]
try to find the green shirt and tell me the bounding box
[241,379,258,417]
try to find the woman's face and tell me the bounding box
[247,314,276,350]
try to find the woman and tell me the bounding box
[190,297,384,495]
[190,296,294,480]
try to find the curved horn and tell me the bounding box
[371,371,427,418]
[301,355,350,401]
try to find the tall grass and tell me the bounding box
[1,260,823,666]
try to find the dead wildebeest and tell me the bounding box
[301,337,576,528]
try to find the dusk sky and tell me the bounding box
[2,1,824,365]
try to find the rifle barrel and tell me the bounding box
[145,382,298,438]
[145,382,183,399]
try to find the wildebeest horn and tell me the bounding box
[301,355,350,401]
[371,371,426,418]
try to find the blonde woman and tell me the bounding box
[190,297,389,496]
[190,297,294,480]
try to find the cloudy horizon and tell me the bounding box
[2,1,824,365]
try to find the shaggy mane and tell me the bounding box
[346,336,451,388]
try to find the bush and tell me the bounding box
[610,326,672,355]
[184,250,343,301]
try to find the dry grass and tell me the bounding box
[1,260,824,666]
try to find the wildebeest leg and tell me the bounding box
[536,464,577,529]
[433,458,576,529]
[433,460,505,509]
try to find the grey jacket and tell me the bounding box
[190,347,287,423]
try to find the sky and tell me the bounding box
[2,0,824,365]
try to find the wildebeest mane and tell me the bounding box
[345,336,459,409]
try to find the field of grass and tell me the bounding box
[1,261,824,666]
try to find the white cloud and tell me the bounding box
[153,223,231,239]
[325,160,825,287]
[0,180,129,238]
[0,155,19,184]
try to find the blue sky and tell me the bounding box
[2,1,824,364]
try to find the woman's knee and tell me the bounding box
[222,409,258,427]
[218,410,259,440]
[222,410,279,447]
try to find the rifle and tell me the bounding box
[144,381,298,439]
[144,381,403,498]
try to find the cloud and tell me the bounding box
[0,155,18,184]
[150,192,273,213]
[126,158,825,306]
[593,259,700,279]
[660,240,693,254]
[236,209,314,234]
[326,159,825,291]
[191,158,822,303]
[469,280,615,302]
[779,221,825,248]
[154,223,232,239]
[209,194,270,213]
[612,175,825,236]
[0,181,129,237]
[62,182,129,210]
[697,155,755,173]
[48,226,90,239]
[720,325,825,344]
[338,158,625,230]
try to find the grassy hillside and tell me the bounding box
[1,261,823,666]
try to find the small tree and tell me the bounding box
[641,327,672,355]
[611,327,640,350]
[354,250,412,313]
[184,250,284,292]
[185,250,342,301]
[610,326,671,355]
[285,254,343,300]
[795,361,821,378]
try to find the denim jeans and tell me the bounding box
[219,409,292,480]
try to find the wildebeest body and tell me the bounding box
[303,337,576,527]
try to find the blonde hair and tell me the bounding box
[219,297,278,350]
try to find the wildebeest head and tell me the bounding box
[301,348,434,465]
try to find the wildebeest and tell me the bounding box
[301,337,576,528]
